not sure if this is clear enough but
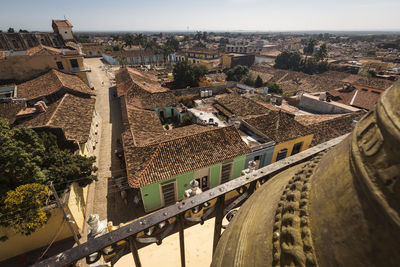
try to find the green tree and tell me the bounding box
[166,37,180,52]
[0,123,46,194]
[112,34,120,42]
[194,42,206,48]
[173,61,207,89]
[266,82,283,94]
[274,51,302,71]
[113,45,123,51]
[314,43,328,61]
[254,75,263,88]
[302,58,318,74]
[117,55,127,66]
[194,31,202,41]
[134,33,148,49]
[202,31,208,42]
[368,69,377,77]
[7,27,15,33]
[226,65,249,82]
[0,120,97,195]
[0,183,50,235]
[161,45,174,64]
[123,34,134,48]
[303,38,317,58]
[242,74,255,86]
[183,35,190,43]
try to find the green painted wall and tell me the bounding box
[176,172,195,200]
[140,183,162,212]
[210,163,222,188]
[141,154,247,212]
[152,106,178,119]
[232,155,246,179]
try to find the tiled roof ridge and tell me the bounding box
[129,125,248,187]
[130,142,163,185]
[136,124,237,148]
[276,111,281,130]
[49,69,65,88]
[46,93,67,126]
[216,97,237,116]
[26,45,61,56]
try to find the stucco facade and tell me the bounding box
[245,143,275,170]
[0,51,90,86]
[140,155,247,212]
[271,134,314,163]
[0,182,87,262]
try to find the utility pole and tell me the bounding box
[49,182,81,245]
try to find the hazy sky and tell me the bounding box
[1,0,399,32]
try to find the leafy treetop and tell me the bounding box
[173,61,207,89]
[0,183,50,235]
[0,119,97,196]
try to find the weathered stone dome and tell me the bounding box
[212,82,400,267]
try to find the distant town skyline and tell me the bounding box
[1,0,400,32]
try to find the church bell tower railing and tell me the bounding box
[33,134,348,267]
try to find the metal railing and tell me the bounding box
[33,134,348,267]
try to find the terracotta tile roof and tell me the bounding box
[326,88,381,110]
[0,51,8,59]
[184,48,219,55]
[52,20,73,27]
[116,68,176,109]
[215,94,270,119]
[351,90,381,110]
[105,48,162,58]
[17,94,95,143]
[326,88,357,105]
[126,105,217,146]
[250,66,345,94]
[16,69,94,100]
[294,114,346,126]
[243,112,312,143]
[253,100,296,114]
[296,111,366,146]
[123,125,251,188]
[126,106,164,146]
[352,77,394,90]
[25,45,62,56]
[0,100,26,124]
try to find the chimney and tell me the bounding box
[34,101,47,113]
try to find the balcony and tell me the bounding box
[70,67,91,73]
[33,134,347,267]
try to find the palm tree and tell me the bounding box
[117,55,127,67]
[134,34,147,49]
[303,38,317,60]
[161,45,174,65]
[123,34,134,48]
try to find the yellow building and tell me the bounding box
[271,135,313,162]
[220,53,255,69]
[0,182,88,262]
[0,45,91,87]
[175,48,220,69]
[242,112,314,163]
[0,71,99,263]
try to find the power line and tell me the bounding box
[37,220,66,262]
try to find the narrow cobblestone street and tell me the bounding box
[84,58,146,228]
[85,58,121,221]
